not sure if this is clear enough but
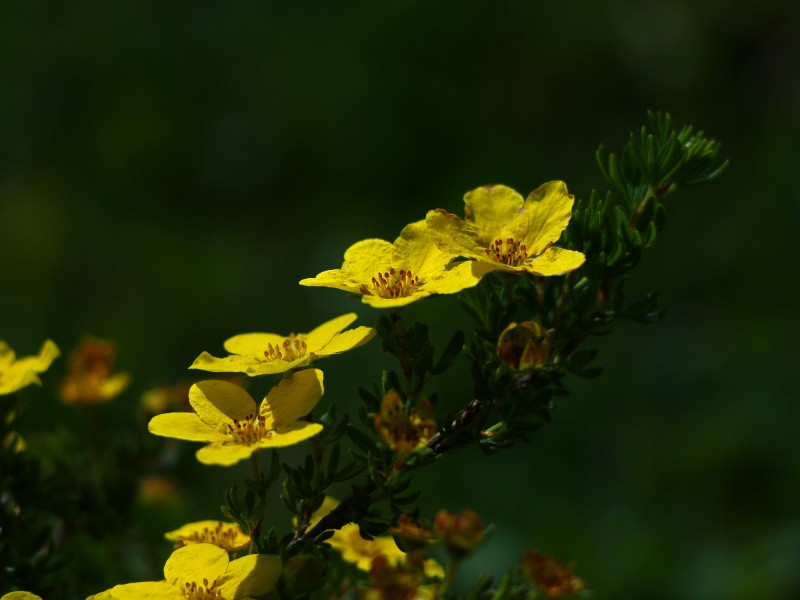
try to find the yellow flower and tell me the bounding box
[189,313,376,376]
[1,593,43,600]
[86,543,281,599]
[299,220,484,308]
[357,554,440,600]
[147,369,324,466]
[328,524,444,580]
[0,339,59,395]
[497,321,552,370]
[58,336,130,405]
[165,520,250,551]
[426,182,586,276]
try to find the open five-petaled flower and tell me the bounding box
[86,543,281,600]
[299,220,484,308]
[426,182,586,276]
[0,340,60,395]
[189,313,375,376]
[148,369,324,466]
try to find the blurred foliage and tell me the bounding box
[2,1,799,598]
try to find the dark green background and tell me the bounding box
[2,1,799,598]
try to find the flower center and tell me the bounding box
[486,238,528,267]
[180,522,242,549]
[183,578,223,599]
[226,413,274,445]
[361,267,420,299]
[264,333,307,362]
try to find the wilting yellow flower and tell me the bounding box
[426,182,585,276]
[434,509,485,557]
[86,543,281,600]
[59,336,130,405]
[497,321,552,370]
[356,554,440,600]
[299,220,484,308]
[0,339,59,395]
[165,520,250,551]
[190,313,375,376]
[148,369,324,466]
[374,390,437,454]
[521,549,585,598]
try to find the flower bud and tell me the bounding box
[521,549,585,597]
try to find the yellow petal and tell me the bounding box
[0,339,60,395]
[164,543,229,588]
[218,554,282,599]
[189,380,256,430]
[300,239,394,292]
[464,185,526,242]
[222,333,287,358]
[519,181,575,256]
[101,581,182,599]
[263,421,323,447]
[196,442,257,466]
[99,372,131,400]
[392,219,446,275]
[148,413,228,442]
[423,558,445,579]
[524,246,586,276]
[305,313,358,350]
[424,260,485,295]
[1,593,45,600]
[261,369,324,427]
[362,294,427,308]
[313,325,376,356]
[164,520,249,550]
[188,351,260,374]
[425,209,489,261]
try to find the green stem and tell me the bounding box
[249,453,265,553]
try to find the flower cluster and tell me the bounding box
[300,181,585,307]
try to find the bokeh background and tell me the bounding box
[2,1,799,598]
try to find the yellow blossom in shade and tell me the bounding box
[299,220,485,308]
[497,321,552,370]
[189,313,376,376]
[356,554,440,600]
[86,543,281,600]
[0,339,59,395]
[59,336,130,405]
[521,549,585,598]
[165,520,250,551]
[327,523,444,580]
[147,369,324,466]
[1,593,44,600]
[426,182,586,276]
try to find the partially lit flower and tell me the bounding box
[300,220,484,308]
[374,390,436,454]
[328,523,444,579]
[148,370,324,466]
[59,336,129,405]
[426,182,585,276]
[497,321,552,370]
[86,543,281,600]
[434,509,485,557]
[0,339,59,395]
[521,549,585,598]
[190,313,375,376]
[165,520,250,551]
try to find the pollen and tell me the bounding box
[226,413,274,445]
[486,237,529,267]
[264,333,307,362]
[184,578,223,600]
[179,522,243,549]
[361,267,420,299]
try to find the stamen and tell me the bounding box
[368,266,420,299]
[226,413,274,445]
[485,237,529,267]
[264,333,307,362]
[184,578,223,599]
